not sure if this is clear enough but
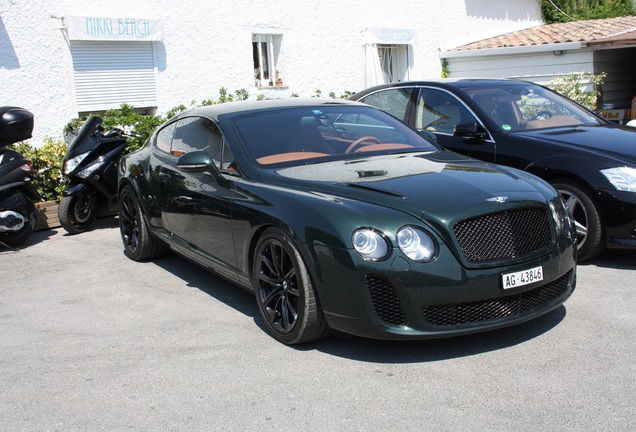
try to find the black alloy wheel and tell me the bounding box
[253,227,329,345]
[552,179,604,261]
[58,190,97,234]
[119,185,166,261]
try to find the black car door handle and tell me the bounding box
[174,196,194,204]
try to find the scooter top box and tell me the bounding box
[0,106,34,147]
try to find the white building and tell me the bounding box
[1,0,542,145]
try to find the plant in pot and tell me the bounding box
[9,138,68,230]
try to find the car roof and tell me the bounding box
[176,98,364,121]
[351,78,538,97]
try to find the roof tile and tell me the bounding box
[451,16,636,51]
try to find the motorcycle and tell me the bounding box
[59,116,128,234]
[0,106,41,247]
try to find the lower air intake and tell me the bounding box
[366,274,407,326]
[422,271,572,326]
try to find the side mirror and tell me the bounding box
[177,150,217,174]
[453,121,488,140]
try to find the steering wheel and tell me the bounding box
[345,136,382,153]
[530,110,553,121]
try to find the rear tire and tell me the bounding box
[0,198,36,246]
[252,227,330,345]
[119,185,167,261]
[59,191,96,234]
[552,179,604,261]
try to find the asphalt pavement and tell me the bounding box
[1,217,635,431]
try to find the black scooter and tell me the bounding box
[0,106,41,247]
[59,116,128,234]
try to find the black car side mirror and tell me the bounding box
[453,121,488,140]
[177,150,218,175]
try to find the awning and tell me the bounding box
[64,15,164,41]
[362,27,416,88]
[364,27,417,45]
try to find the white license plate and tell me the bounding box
[502,266,543,289]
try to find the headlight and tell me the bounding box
[63,151,90,174]
[550,197,573,238]
[601,167,636,192]
[352,228,390,261]
[397,226,438,262]
[77,161,104,179]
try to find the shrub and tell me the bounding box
[545,72,606,110]
[99,104,164,153]
[10,138,67,202]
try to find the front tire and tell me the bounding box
[252,227,330,345]
[119,185,167,261]
[59,191,97,234]
[0,198,36,246]
[552,179,604,261]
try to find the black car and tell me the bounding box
[351,79,636,260]
[118,98,576,344]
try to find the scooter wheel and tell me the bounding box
[59,193,96,234]
[0,198,37,246]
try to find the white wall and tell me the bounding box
[1,0,542,145]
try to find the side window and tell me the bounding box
[360,87,413,120]
[155,122,176,154]
[171,117,222,159]
[219,139,237,172]
[416,89,476,133]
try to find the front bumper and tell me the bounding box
[597,188,636,249]
[314,242,576,340]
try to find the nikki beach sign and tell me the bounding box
[65,15,164,41]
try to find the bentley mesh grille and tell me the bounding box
[421,270,572,326]
[366,274,407,326]
[454,208,552,262]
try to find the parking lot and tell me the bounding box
[1,217,635,431]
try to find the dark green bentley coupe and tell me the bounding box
[118,98,576,345]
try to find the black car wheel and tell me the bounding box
[253,227,329,345]
[119,185,167,261]
[58,191,97,234]
[552,179,604,261]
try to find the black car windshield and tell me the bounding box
[234,105,437,166]
[467,83,603,132]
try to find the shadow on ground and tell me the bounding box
[151,245,567,363]
[580,249,636,269]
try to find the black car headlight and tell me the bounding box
[397,226,438,262]
[352,228,391,261]
[601,167,636,192]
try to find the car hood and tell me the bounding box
[514,124,636,161]
[272,151,551,220]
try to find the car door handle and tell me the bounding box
[159,173,171,183]
[174,196,194,204]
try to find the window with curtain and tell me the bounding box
[252,34,283,87]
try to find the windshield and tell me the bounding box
[467,83,603,132]
[234,105,438,166]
